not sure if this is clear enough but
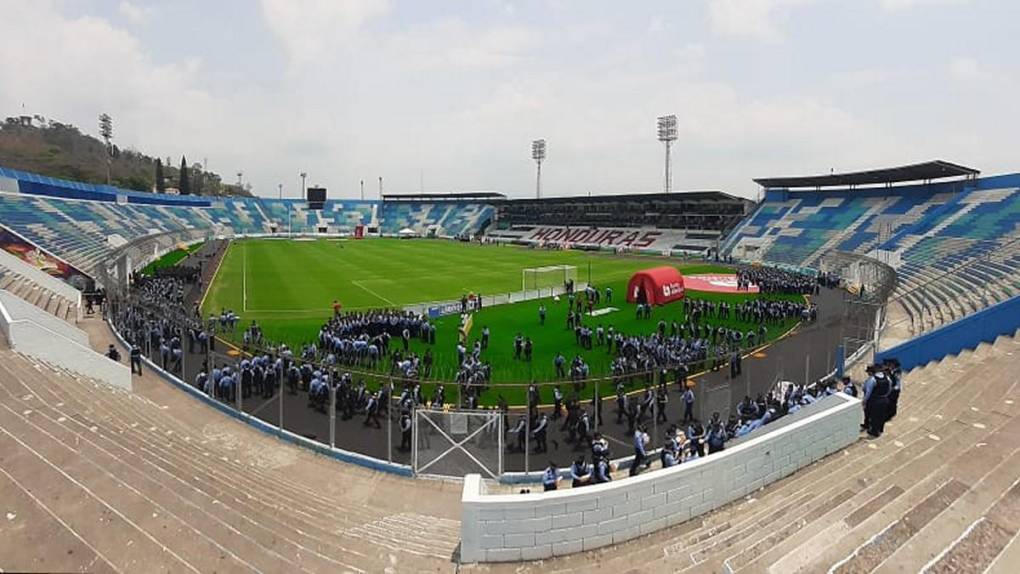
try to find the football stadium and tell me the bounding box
[2,4,1020,574]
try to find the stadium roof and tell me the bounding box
[753,160,980,189]
[504,190,749,204]
[382,191,506,200]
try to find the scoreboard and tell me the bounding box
[307,187,326,210]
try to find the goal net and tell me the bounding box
[522,264,578,292]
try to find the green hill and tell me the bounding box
[0,114,249,197]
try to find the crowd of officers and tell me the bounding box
[541,362,897,491]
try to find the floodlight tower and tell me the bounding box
[657,114,678,193]
[532,139,546,199]
[300,172,307,199]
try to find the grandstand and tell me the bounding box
[0,166,496,277]
[489,191,752,254]
[722,161,1020,336]
[1,160,1019,573]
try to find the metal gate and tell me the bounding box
[413,408,504,479]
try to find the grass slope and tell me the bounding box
[140,242,204,276]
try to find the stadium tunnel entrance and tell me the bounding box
[626,266,685,306]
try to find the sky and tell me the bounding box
[1,0,1018,200]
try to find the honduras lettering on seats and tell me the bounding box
[527,226,663,248]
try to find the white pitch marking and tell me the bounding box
[242,241,248,313]
[351,279,396,306]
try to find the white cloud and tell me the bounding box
[2,1,1016,199]
[707,0,808,41]
[384,19,541,70]
[949,56,981,80]
[880,0,967,11]
[260,0,390,64]
[118,0,148,24]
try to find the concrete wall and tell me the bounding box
[0,291,88,347]
[0,291,130,391]
[876,293,1020,371]
[460,393,860,563]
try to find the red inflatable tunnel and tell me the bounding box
[626,266,685,306]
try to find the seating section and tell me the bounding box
[0,166,494,276]
[0,345,461,572]
[2,325,1017,571]
[723,175,1020,335]
[0,266,77,323]
[723,183,962,268]
[522,331,1020,572]
[378,201,494,236]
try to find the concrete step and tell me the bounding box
[0,423,204,573]
[0,466,117,574]
[730,343,1019,573]
[763,360,1020,573]
[879,447,1020,573]
[0,353,426,569]
[0,388,360,573]
[3,357,374,527]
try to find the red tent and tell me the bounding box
[626,266,685,306]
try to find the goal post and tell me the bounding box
[522,264,578,292]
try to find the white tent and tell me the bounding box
[397,227,418,238]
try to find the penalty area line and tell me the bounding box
[351,280,397,306]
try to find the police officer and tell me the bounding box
[885,359,903,420]
[532,412,549,453]
[399,410,413,451]
[630,425,648,477]
[129,343,142,375]
[706,415,727,454]
[570,455,592,487]
[553,385,564,419]
[865,371,893,438]
[682,385,696,423]
[542,462,560,491]
[593,454,612,484]
[508,415,527,453]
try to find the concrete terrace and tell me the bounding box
[1,315,1018,573]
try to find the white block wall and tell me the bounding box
[460,393,860,562]
[0,291,131,391]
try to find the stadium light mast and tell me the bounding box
[657,114,678,193]
[300,172,307,200]
[360,179,365,201]
[531,139,546,199]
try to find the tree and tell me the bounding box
[155,159,165,193]
[192,162,204,196]
[98,113,113,184]
[179,156,191,195]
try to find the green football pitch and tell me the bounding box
[202,238,800,403]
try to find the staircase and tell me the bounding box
[0,267,78,323]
